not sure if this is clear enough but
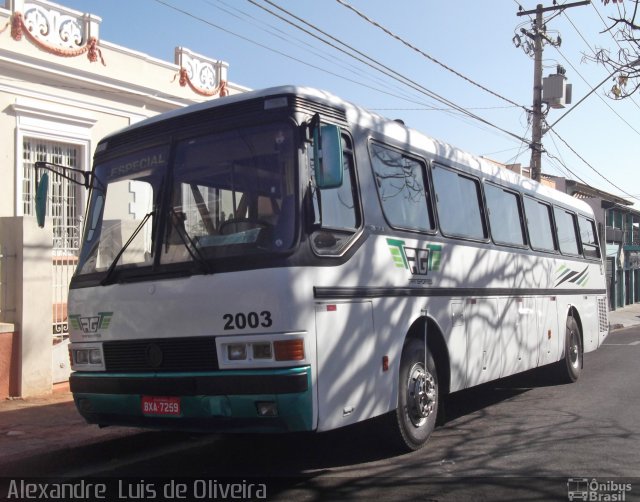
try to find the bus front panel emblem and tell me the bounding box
[145,343,164,369]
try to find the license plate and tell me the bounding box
[141,396,181,416]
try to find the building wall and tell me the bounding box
[0,0,247,220]
[0,0,249,395]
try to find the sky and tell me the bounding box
[60,0,640,208]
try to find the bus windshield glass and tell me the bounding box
[162,123,296,263]
[77,145,167,276]
[76,122,297,277]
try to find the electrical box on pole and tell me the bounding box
[543,66,573,109]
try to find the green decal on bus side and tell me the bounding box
[387,238,442,276]
[555,264,590,287]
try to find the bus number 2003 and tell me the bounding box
[223,311,273,330]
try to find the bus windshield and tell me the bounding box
[76,122,297,277]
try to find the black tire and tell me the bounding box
[557,316,583,383]
[387,338,439,452]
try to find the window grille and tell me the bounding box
[22,138,83,336]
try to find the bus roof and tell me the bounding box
[102,85,593,216]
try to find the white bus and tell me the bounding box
[36,86,609,451]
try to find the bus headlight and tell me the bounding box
[218,335,306,368]
[227,344,247,360]
[252,342,272,359]
[70,344,105,371]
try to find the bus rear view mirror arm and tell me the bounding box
[34,161,97,228]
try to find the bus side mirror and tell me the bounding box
[313,124,344,189]
[35,172,49,228]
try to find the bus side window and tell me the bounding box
[369,142,434,232]
[431,164,487,240]
[484,183,526,247]
[310,133,361,255]
[578,215,601,260]
[523,197,557,252]
[554,207,581,256]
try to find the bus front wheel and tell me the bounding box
[388,338,439,451]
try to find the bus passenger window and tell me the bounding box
[431,164,486,240]
[578,215,601,259]
[523,197,556,252]
[484,183,526,246]
[370,143,434,232]
[554,207,580,256]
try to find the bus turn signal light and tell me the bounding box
[273,339,305,361]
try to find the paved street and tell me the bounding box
[2,321,639,500]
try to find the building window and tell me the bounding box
[22,138,83,253]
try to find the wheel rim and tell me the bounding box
[568,327,580,369]
[405,362,436,427]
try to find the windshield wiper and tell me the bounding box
[167,207,212,274]
[100,211,154,286]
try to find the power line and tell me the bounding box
[249,0,531,145]
[152,0,531,148]
[549,129,640,202]
[544,48,640,135]
[151,0,534,167]
[589,1,640,111]
[369,105,521,112]
[554,11,640,134]
[151,0,454,111]
[545,131,592,184]
[334,0,530,113]
[207,0,421,103]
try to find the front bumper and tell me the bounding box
[70,366,313,433]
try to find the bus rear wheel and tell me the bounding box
[388,338,439,452]
[556,316,583,383]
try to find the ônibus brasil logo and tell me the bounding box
[387,238,442,276]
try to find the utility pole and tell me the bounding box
[516,1,590,182]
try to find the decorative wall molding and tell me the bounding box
[175,47,228,97]
[8,0,104,65]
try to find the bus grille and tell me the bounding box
[102,337,218,372]
[597,297,608,333]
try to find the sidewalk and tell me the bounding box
[607,302,640,330]
[1,304,639,477]
[0,383,143,476]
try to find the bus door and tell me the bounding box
[466,298,501,386]
[536,296,561,366]
[500,297,537,376]
[314,300,378,431]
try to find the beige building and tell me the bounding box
[0,0,247,397]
